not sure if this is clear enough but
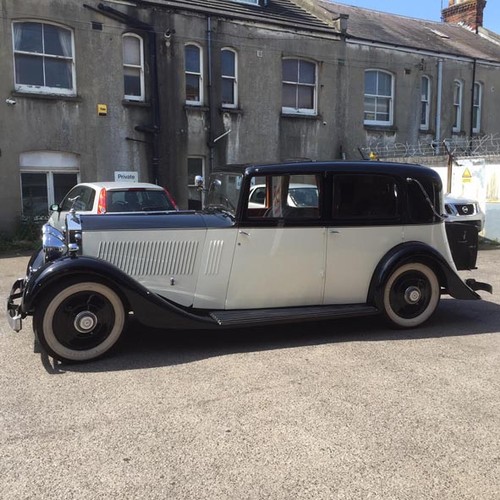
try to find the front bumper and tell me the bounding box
[6,278,25,332]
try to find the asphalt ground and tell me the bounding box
[0,250,499,500]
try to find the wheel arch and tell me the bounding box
[367,241,480,307]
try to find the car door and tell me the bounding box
[324,174,404,304]
[225,173,326,310]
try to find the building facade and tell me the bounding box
[0,0,499,234]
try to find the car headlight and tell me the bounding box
[42,224,67,262]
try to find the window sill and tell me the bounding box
[122,100,150,108]
[220,107,243,116]
[364,124,398,132]
[12,91,82,102]
[281,112,321,121]
[184,104,209,112]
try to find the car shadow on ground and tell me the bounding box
[40,296,500,374]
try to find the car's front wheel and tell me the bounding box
[381,262,440,328]
[33,281,126,362]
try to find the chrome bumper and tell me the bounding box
[6,278,25,332]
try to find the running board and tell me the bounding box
[210,304,379,327]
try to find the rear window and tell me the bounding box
[333,174,400,221]
[106,189,175,212]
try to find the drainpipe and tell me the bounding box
[435,59,443,155]
[207,16,216,175]
[469,58,477,141]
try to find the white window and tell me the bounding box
[122,33,144,101]
[19,151,80,218]
[282,58,317,115]
[473,82,482,134]
[221,48,238,108]
[364,70,394,126]
[420,76,431,131]
[185,44,203,105]
[453,80,463,133]
[12,21,75,95]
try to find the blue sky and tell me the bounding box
[331,1,500,33]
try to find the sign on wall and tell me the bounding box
[114,171,138,182]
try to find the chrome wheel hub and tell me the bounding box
[74,311,98,334]
[404,286,422,304]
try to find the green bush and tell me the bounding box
[0,217,44,254]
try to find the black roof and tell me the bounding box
[316,1,500,62]
[139,0,337,34]
[217,160,442,182]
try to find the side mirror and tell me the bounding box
[195,175,204,188]
[50,203,60,212]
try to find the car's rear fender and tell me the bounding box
[367,241,481,305]
[21,256,218,330]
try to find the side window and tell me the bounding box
[185,44,203,105]
[407,179,440,224]
[452,80,463,133]
[13,21,75,95]
[282,58,317,115]
[420,76,431,131]
[333,175,399,221]
[61,186,94,211]
[221,48,238,108]
[246,174,321,220]
[473,82,482,134]
[123,33,144,101]
[364,70,394,126]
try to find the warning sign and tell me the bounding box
[462,168,472,183]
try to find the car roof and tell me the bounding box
[74,182,164,191]
[215,161,440,181]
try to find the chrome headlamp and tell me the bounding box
[42,224,67,262]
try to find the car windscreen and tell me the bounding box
[106,189,175,212]
[205,172,242,214]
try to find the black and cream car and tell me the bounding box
[7,162,492,362]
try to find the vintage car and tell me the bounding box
[7,161,492,363]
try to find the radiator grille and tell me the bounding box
[97,240,199,276]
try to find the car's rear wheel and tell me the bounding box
[381,262,440,328]
[33,281,126,362]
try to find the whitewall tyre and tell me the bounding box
[382,263,440,328]
[33,281,126,362]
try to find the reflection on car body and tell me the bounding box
[7,161,492,363]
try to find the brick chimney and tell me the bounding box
[442,0,487,32]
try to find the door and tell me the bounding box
[226,173,326,310]
[324,174,404,304]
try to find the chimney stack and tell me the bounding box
[442,0,487,32]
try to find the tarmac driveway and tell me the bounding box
[0,250,499,500]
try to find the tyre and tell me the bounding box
[381,262,440,328]
[33,281,126,362]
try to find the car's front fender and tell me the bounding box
[21,255,218,330]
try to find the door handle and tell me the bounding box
[329,230,339,234]
[239,230,250,236]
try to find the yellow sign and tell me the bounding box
[462,168,472,183]
[97,104,108,116]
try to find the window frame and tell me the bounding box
[122,33,145,102]
[185,43,204,106]
[363,69,394,127]
[12,20,76,96]
[420,75,431,131]
[281,57,318,116]
[452,80,463,133]
[472,82,482,134]
[221,47,238,109]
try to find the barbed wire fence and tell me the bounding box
[358,134,500,163]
